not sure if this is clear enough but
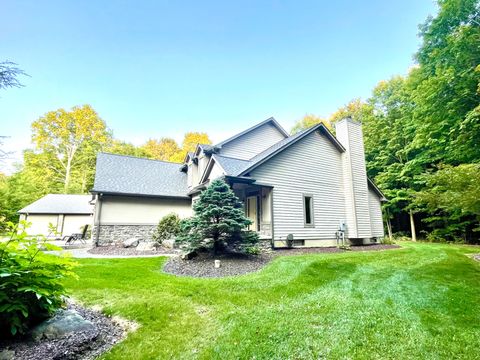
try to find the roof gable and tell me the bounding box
[238,123,344,176]
[200,123,346,181]
[367,178,387,201]
[200,154,250,183]
[215,117,288,149]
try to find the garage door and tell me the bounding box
[25,214,59,237]
[62,215,92,237]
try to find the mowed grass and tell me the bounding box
[65,242,480,359]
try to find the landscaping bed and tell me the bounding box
[164,244,401,278]
[0,302,126,360]
[163,252,274,278]
[87,245,179,256]
[275,243,400,255]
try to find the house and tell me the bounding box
[91,117,386,247]
[18,194,93,238]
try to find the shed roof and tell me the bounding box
[18,194,93,214]
[91,152,189,198]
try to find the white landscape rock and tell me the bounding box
[123,238,139,248]
[136,242,155,251]
[162,239,176,249]
[214,260,221,268]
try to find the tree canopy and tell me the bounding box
[290,114,331,134]
[0,61,28,91]
[30,105,111,193]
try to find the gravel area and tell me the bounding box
[87,245,179,256]
[0,302,126,360]
[164,244,401,278]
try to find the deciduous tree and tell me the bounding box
[0,61,28,90]
[141,138,180,161]
[30,105,110,193]
[291,114,330,134]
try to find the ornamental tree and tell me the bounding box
[177,179,259,255]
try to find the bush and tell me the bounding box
[392,232,412,242]
[176,179,259,255]
[152,213,181,246]
[0,221,77,337]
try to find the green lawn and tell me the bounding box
[65,242,480,359]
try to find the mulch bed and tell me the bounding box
[0,302,125,360]
[87,245,179,256]
[163,252,274,278]
[164,244,401,278]
[275,243,400,255]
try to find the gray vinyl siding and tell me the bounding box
[335,120,372,238]
[368,188,384,238]
[250,131,346,242]
[219,123,287,160]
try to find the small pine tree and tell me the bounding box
[177,179,259,254]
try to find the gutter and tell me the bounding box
[90,190,190,200]
[94,193,103,247]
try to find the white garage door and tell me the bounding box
[25,214,59,237]
[62,215,92,237]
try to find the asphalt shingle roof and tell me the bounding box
[92,153,189,198]
[18,194,93,214]
[212,154,251,176]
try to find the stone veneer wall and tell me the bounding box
[94,224,273,251]
[93,225,156,245]
[258,239,273,252]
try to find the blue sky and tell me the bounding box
[1,0,437,172]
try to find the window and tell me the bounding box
[303,195,314,227]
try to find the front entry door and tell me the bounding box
[246,196,258,231]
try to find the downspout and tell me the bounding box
[94,193,103,247]
[270,188,275,249]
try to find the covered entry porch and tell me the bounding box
[225,176,273,241]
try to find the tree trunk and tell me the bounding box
[213,240,220,256]
[80,171,87,193]
[387,218,393,241]
[64,163,71,194]
[409,209,417,242]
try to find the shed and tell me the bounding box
[18,194,94,238]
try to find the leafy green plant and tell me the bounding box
[0,220,77,337]
[391,232,412,242]
[380,237,396,245]
[176,179,259,255]
[152,213,181,246]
